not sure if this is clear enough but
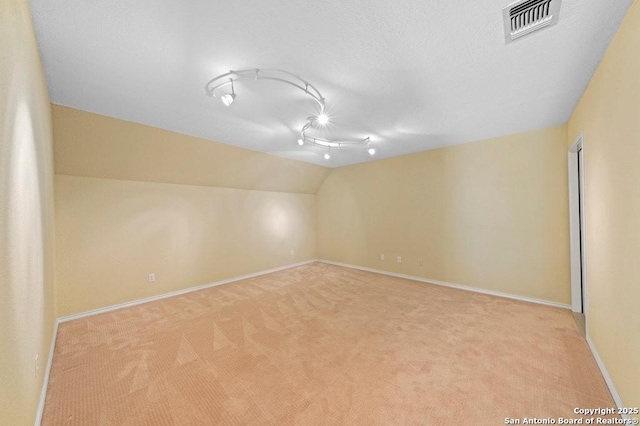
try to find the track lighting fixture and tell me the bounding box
[205,68,376,160]
[367,138,376,156]
[220,79,236,107]
[317,113,329,125]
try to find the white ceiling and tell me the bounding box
[29,0,633,168]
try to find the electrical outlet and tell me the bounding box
[148,273,155,283]
[35,354,39,379]
[418,260,424,266]
[397,256,402,263]
[290,249,295,255]
[380,254,385,261]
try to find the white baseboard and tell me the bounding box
[57,260,318,323]
[318,259,571,310]
[586,336,631,421]
[34,319,59,426]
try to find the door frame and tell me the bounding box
[568,133,587,315]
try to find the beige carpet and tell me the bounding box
[43,262,616,425]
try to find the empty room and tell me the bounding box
[1,0,639,424]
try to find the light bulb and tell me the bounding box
[221,93,236,106]
[324,152,331,160]
[317,113,329,125]
[297,139,304,146]
[368,147,376,156]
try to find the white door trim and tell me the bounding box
[568,133,587,316]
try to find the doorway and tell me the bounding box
[568,135,586,334]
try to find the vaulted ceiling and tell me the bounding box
[29,0,633,167]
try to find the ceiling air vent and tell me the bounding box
[503,0,561,43]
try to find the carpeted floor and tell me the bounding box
[42,262,616,425]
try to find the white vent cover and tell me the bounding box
[503,0,562,43]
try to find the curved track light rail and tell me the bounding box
[206,69,325,110]
[205,68,374,159]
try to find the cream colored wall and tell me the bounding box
[53,108,325,317]
[318,125,570,304]
[52,105,329,194]
[55,175,316,316]
[568,0,640,411]
[0,0,57,424]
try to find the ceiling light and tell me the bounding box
[367,138,375,156]
[221,93,235,106]
[220,79,236,106]
[206,69,375,160]
[317,113,329,125]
